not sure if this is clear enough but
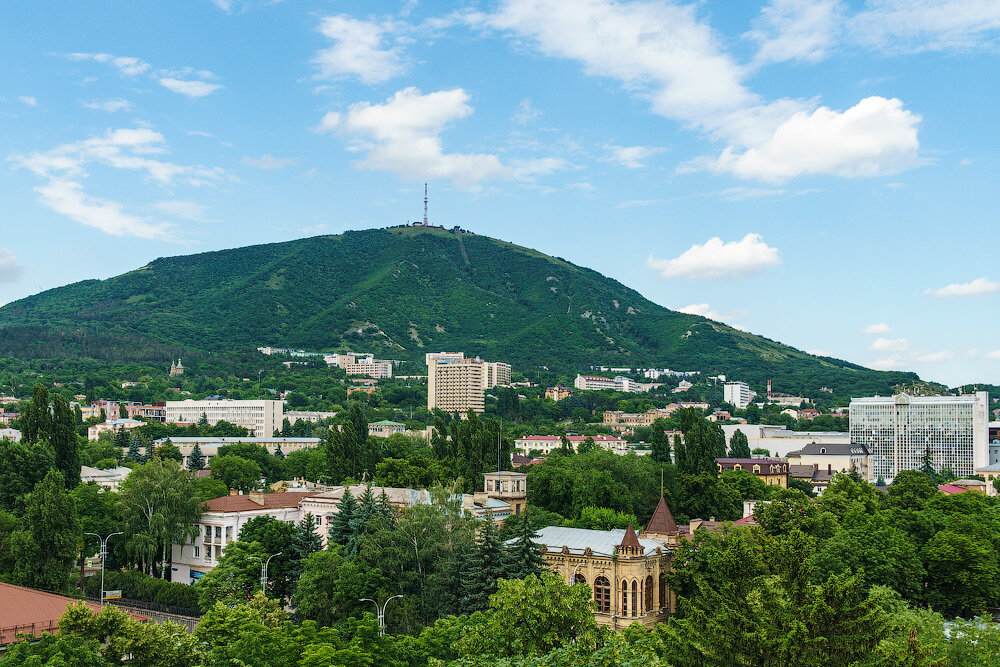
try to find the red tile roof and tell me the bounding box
[204,491,313,513]
[0,583,141,645]
[937,484,967,495]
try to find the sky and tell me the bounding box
[1,0,999,387]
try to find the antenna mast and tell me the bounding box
[423,183,428,226]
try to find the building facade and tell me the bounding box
[787,442,870,481]
[850,392,989,483]
[724,382,753,410]
[716,458,789,487]
[427,355,510,413]
[514,434,628,455]
[574,374,617,391]
[524,525,674,631]
[165,399,283,437]
[150,437,320,468]
[545,386,574,402]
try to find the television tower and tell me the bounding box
[423,183,428,226]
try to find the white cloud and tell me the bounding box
[82,98,133,112]
[314,15,407,84]
[35,179,171,239]
[924,277,1000,297]
[607,145,666,169]
[649,233,781,279]
[849,0,1000,53]
[914,351,954,363]
[153,200,213,222]
[13,127,223,238]
[67,52,152,77]
[677,303,749,323]
[512,98,543,126]
[320,87,561,186]
[486,1,924,183]
[18,96,37,106]
[806,348,833,356]
[988,350,1000,360]
[241,154,295,169]
[0,248,26,283]
[706,96,921,182]
[862,322,892,334]
[869,337,910,352]
[869,356,905,370]
[748,0,843,65]
[159,78,222,98]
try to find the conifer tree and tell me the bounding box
[51,394,81,488]
[437,539,471,616]
[328,489,358,549]
[728,430,751,459]
[274,444,285,460]
[126,434,143,463]
[503,512,547,580]
[281,417,292,436]
[288,513,323,586]
[187,442,205,471]
[559,431,573,454]
[650,419,672,463]
[462,513,507,612]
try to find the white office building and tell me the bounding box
[165,400,282,437]
[574,374,617,391]
[849,392,989,483]
[724,382,753,409]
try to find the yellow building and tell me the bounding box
[483,471,527,514]
[427,355,511,414]
[528,512,676,631]
[717,458,789,488]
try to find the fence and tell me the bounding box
[84,596,202,632]
[0,619,59,646]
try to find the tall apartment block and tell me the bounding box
[165,399,283,437]
[849,392,988,482]
[427,354,511,414]
[724,381,753,410]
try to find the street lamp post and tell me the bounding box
[248,552,282,595]
[85,531,123,606]
[359,595,403,636]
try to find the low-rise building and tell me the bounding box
[150,437,321,468]
[284,410,338,423]
[87,418,144,441]
[79,466,132,491]
[521,524,674,631]
[675,401,710,411]
[545,386,574,402]
[603,407,678,432]
[0,428,21,442]
[370,420,405,437]
[717,458,789,487]
[787,442,870,480]
[975,462,1000,495]
[574,375,617,391]
[789,464,837,494]
[514,434,628,455]
[0,412,18,426]
[721,424,850,458]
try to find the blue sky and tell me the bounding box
[1,0,998,387]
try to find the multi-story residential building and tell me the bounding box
[150,437,320,468]
[369,420,405,437]
[716,458,789,488]
[514,434,628,455]
[87,418,144,441]
[343,360,393,379]
[545,386,574,402]
[615,377,642,394]
[850,392,989,483]
[165,399,282,437]
[723,382,753,410]
[425,352,465,365]
[574,374,617,391]
[427,354,510,413]
[0,412,18,426]
[284,410,338,423]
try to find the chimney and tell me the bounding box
[249,491,265,506]
[828,464,832,474]
[229,488,239,496]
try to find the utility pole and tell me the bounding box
[249,552,282,595]
[85,531,123,605]
[359,595,403,636]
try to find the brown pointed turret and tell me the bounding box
[645,496,678,536]
[619,523,644,556]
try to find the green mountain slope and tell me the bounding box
[0,226,916,395]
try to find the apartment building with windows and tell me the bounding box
[574,374,617,391]
[724,382,753,410]
[427,354,510,414]
[849,392,989,483]
[165,399,282,437]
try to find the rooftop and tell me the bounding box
[645,496,678,535]
[523,526,667,558]
[798,442,870,456]
[204,491,314,513]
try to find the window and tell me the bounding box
[753,465,761,474]
[594,577,611,613]
[621,580,629,616]
[193,546,200,558]
[644,575,653,613]
[574,573,587,586]
[631,579,638,617]
[204,525,211,540]
[659,574,668,609]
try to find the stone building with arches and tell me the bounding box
[524,502,677,631]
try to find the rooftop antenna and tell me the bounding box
[423,183,428,227]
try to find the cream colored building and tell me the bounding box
[165,399,282,437]
[602,407,678,432]
[787,442,870,481]
[427,355,510,414]
[87,418,144,441]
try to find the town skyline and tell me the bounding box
[2,0,998,386]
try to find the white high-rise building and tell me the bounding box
[165,400,283,437]
[849,392,988,483]
[724,382,753,409]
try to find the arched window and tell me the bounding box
[622,580,629,616]
[631,579,638,616]
[644,575,653,613]
[574,573,586,586]
[594,576,610,613]
[753,465,761,474]
[733,464,742,470]
[659,574,667,609]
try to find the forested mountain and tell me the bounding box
[0,226,915,395]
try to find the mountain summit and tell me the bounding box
[0,226,914,394]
